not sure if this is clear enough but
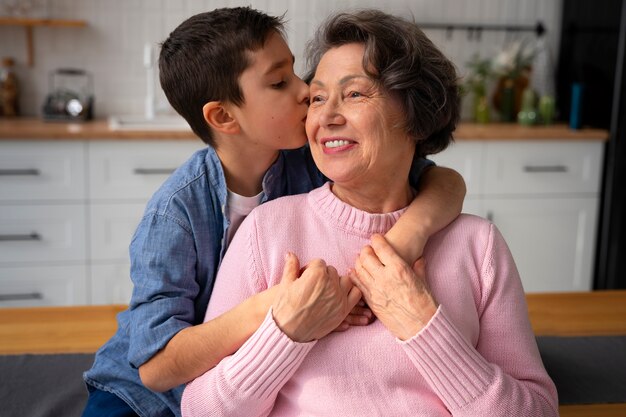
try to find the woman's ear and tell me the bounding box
[202,101,240,134]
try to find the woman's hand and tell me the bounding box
[350,234,438,341]
[272,253,362,342]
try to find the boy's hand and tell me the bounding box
[334,299,375,332]
[272,253,362,342]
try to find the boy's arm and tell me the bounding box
[384,165,466,264]
[138,286,278,392]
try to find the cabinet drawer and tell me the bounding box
[0,141,86,201]
[91,263,133,305]
[428,142,485,196]
[0,265,88,307]
[0,205,86,264]
[90,203,146,261]
[88,141,205,200]
[483,141,603,195]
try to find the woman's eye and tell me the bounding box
[310,95,324,103]
[348,91,362,98]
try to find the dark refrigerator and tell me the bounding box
[557,0,626,289]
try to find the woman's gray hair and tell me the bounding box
[305,9,460,157]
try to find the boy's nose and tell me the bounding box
[296,77,309,104]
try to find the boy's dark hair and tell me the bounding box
[159,7,285,146]
[305,9,460,157]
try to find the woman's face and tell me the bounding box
[306,43,415,196]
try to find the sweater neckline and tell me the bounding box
[308,182,407,237]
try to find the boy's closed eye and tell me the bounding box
[271,80,287,89]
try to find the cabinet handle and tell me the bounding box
[0,168,41,176]
[0,292,43,301]
[523,165,568,173]
[486,211,494,222]
[133,168,176,175]
[0,232,42,242]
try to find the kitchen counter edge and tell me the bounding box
[0,118,610,141]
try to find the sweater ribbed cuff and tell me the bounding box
[222,308,316,401]
[399,306,496,410]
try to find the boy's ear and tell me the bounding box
[202,101,240,134]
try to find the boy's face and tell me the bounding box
[230,31,309,151]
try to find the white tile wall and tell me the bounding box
[0,0,562,118]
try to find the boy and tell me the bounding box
[82,7,465,417]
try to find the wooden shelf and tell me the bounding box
[0,17,87,66]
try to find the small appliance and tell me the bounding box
[42,68,94,121]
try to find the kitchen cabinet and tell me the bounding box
[430,140,604,292]
[0,141,86,201]
[0,120,608,303]
[0,139,204,307]
[0,141,88,307]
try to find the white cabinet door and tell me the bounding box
[0,141,86,201]
[485,197,598,292]
[0,265,88,307]
[91,263,133,305]
[89,203,147,261]
[88,141,205,201]
[0,205,87,264]
[484,141,603,195]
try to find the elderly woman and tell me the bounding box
[182,9,558,417]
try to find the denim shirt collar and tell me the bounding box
[205,145,286,207]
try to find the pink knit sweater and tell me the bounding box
[182,183,558,416]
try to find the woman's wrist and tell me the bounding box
[395,295,438,340]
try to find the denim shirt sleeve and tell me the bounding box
[409,156,435,189]
[125,210,200,368]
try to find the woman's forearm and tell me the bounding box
[138,287,276,392]
[385,166,466,264]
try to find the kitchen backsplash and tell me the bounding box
[0,0,562,118]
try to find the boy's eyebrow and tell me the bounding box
[263,54,295,75]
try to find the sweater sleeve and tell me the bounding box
[182,309,315,417]
[181,212,316,417]
[399,223,559,416]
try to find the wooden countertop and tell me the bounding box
[0,304,125,355]
[0,118,197,140]
[1,291,625,417]
[454,122,609,141]
[1,291,624,354]
[0,118,610,141]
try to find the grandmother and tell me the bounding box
[181,9,558,417]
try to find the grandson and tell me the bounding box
[82,7,465,417]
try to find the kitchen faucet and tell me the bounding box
[144,42,156,120]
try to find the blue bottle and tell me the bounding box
[570,83,584,129]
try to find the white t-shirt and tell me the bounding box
[224,189,264,248]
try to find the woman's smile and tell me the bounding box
[321,137,357,153]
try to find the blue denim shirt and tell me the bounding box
[84,145,431,417]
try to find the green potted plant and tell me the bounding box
[491,40,535,122]
[462,54,493,124]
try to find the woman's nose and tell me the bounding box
[319,100,345,127]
